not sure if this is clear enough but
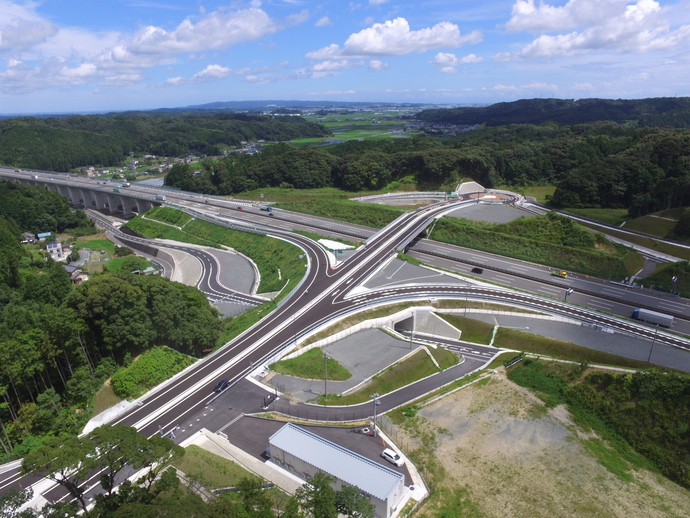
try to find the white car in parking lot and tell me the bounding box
[381,448,404,467]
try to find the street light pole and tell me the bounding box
[371,393,380,437]
[647,325,659,363]
[324,353,330,401]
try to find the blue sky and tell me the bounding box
[1,0,689,113]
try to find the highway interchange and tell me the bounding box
[1,167,690,507]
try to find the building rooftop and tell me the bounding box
[269,422,404,501]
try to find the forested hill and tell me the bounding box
[416,97,690,128]
[0,113,330,171]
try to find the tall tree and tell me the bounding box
[21,435,97,513]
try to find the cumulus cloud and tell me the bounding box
[167,64,248,85]
[128,8,278,56]
[431,51,483,72]
[490,81,558,93]
[503,0,690,59]
[315,16,333,27]
[307,17,482,60]
[0,4,295,92]
[368,59,388,70]
[0,17,57,52]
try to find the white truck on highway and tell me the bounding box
[631,308,674,327]
[155,194,166,201]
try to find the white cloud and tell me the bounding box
[490,81,558,93]
[368,59,388,70]
[315,16,333,27]
[431,52,483,72]
[574,82,595,90]
[167,64,247,85]
[307,17,482,60]
[128,9,277,56]
[309,89,356,95]
[503,0,690,59]
[0,4,294,93]
[369,0,389,5]
[0,17,57,52]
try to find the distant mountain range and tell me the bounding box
[0,100,450,120]
[416,97,690,128]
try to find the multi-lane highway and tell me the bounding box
[1,167,689,507]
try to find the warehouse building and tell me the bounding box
[268,422,406,518]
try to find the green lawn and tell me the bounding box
[78,238,116,252]
[271,348,351,381]
[564,208,630,226]
[147,206,194,227]
[438,315,494,345]
[104,255,151,272]
[623,210,681,237]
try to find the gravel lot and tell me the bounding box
[404,369,690,517]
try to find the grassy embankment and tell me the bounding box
[110,346,196,400]
[173,445,258,490]
[125,208,306,346]
[317,345,459,406]
[438,314,655,370]
[275,197,644,279]
[431,213,643,279]
[507,359,690,490]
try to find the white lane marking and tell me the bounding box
[537,286,560,294]
[657,300,687,310]
[588,300,613,309]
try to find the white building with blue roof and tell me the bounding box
[268,422,406,518]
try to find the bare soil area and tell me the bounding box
[404,369,690,518]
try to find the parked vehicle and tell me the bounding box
[155,194,166,201]
[631,308,674,327]
[381,448,404,467]
[214,379,229,393]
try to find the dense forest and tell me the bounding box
[163,123,690,217]
[416,97,690,128]
[0,182,220,465]
[0,113,330,171]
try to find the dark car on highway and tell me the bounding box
[471,267,484,274]
[214,379,229,393]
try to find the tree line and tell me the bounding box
[3,425,375,518]
[0,112,330,171]
[416,96,690,128]
[0,182,220,465]
[162,123,690,219]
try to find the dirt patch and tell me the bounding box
[402,369,690,517]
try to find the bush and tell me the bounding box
[111,347,195,399]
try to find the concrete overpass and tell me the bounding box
[0,169,158,216]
